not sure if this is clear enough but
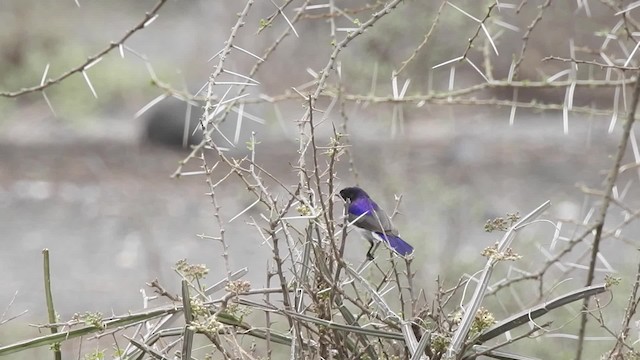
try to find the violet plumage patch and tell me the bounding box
[348,197,378,216]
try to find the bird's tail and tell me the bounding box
[374,232,414,257]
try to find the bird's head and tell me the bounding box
[339,187,369,202]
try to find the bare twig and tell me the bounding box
[575,70,640,359]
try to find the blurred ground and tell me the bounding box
[1,108,636,318]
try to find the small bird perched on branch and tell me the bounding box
[339,186,414,260]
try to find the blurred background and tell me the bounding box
[1,0,640,358]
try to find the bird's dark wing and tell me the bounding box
[348,206,399,236]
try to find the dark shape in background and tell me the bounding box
[143,97,203,148]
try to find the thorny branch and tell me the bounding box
[0,0,169,98]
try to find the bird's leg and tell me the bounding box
[366,242,375,260]
[366,242,381,260]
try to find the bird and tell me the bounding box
[339,186,414,260]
